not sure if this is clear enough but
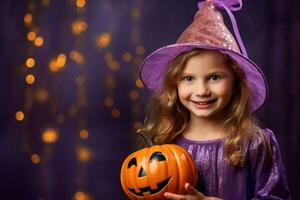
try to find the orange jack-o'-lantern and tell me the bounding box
[120,131,198,199]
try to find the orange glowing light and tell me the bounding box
[136,46,145,55]
[34,36,44,46]
[104,97,114,107]
[122,52,132,62]
[25,74,35,85]
[15,111,25,121]
[24,13,33,25]
[77,146,92,162]
[96,33,111,48]
[49,59,60,72]
[76,0,86,8]
[56,53,67,68]
[31,154,41,164]
[70,50,84,65]
[27,31,37,41]
[80,129,89,139]
[111,108,120,118]
[72,20,87,35]
[129,90,139,100]
[42,128,58,143]
[135,78,144,88]
[74,191,91,200]
[26,57,35,68]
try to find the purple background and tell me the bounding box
[1,0,299,199]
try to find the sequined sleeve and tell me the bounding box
[248,129,291,200]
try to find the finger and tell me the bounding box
[164,192,187,200]
[185,183,204,197]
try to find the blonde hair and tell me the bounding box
[141,49,272,168]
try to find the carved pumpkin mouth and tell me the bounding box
[128,177,171,197]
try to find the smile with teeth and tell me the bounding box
[191,99,217,105]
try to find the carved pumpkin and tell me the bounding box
[120,143,198,199]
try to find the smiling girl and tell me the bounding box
[137,0,290,199]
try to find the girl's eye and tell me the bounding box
[209,75,220,81]
[183,76,193,82]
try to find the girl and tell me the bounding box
[138,0,290,199]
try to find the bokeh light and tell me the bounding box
[26,57,35,68]
[129,90,139,100]
[56,53,67,68]
[34,36,44,46]
[25,74,35,85]
[42,128,58,144]
[77,146,92,162]
[135,78,144,88]
[72,20,88,35]
[24,13,33,25]
[96,33,111,48]
[15,111,25,121]
[123,52,132,62]
[104,97,114,107]
[111,108,120,118]
[136,45,145,55]
[76,0,86,8]
[80,129,89,139]
[27,31,37,41]
[31,154,41,164]
[70,50,84,65]
[74,191,90,200]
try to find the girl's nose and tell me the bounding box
[194,82,210,97]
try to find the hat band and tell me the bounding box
[198,0,248,57]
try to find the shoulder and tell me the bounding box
[248,128,279,151]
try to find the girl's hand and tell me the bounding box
[164,183,223,200]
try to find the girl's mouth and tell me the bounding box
[191,99,217,105]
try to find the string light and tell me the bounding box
[56,53,67,68]
[122,52,132,62]
[74,191,90,200]
[31,154,41,164]
[26,57,35,68]
[96,33,111,48]
[36,88,49,103]
[77,146,92,162]
[42,128,58,144]
[70,50,85,65]
[15,111,25,121]
[79,129,89,139]
[136,45,145,55]
[104,97,114,107]
[34,36,44,46]
[129,90,139,100]
[135,78,144,88]
[72,20,87,35]
[25,74,35,85]
[24,13,33,25]
[27,31,37,41]
[75,0,86,8]
[111,108,120,118]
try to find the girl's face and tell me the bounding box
[177,51,235,121]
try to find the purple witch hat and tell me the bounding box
[139,0,267,112]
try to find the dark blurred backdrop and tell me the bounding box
[0,0,299,199]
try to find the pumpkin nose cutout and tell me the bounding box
[138,167,147,177]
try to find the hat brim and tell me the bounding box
[139,43,268,113]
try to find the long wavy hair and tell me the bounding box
[141,49,272,168]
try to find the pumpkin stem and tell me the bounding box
[137,129,153,146]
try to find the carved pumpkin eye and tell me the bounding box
[127,158,137,168]
[150,152,166,162]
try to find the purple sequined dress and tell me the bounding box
[175,129,290,200]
